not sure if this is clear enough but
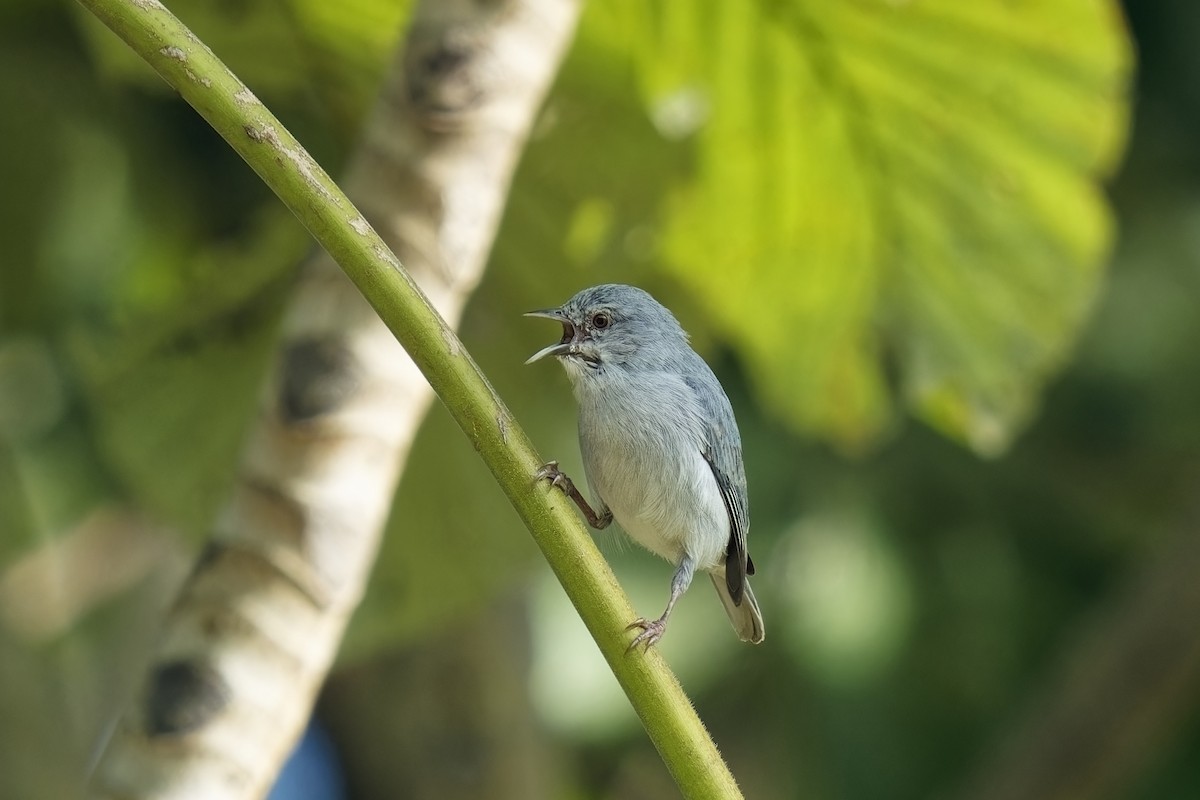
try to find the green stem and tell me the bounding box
[75,0,743,797]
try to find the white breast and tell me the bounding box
[575,371,729,571]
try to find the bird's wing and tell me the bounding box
[683,370,753,605]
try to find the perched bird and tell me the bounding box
[526,284,764,649]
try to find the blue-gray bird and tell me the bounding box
[525,284,764,648]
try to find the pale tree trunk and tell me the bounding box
[90,0,580,797]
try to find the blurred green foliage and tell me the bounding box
[5,0,1200,798]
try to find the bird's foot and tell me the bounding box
[626,616,669,652]
[535,460,576,495]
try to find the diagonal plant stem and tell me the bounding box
[76,0,744,798]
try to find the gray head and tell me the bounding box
[525,284,689,378]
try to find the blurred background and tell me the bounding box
[2,0,1199,798]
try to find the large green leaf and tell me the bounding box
[592,0,1131,454]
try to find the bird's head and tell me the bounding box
[524,284,688,380]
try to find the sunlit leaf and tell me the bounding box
[592,0,1132,454]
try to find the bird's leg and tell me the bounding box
[627,555,696,652]
[535,460,613,529]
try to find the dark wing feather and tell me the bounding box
[684,370,751,605]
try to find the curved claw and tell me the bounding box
[535,460,576,495]
[626,617,668,652]
[535,460,612,530]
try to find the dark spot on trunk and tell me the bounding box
[279,337,359,422]
[191,540,227,577]
[405,26,485,128]
[145,660,230,736]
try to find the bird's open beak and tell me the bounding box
[524,308,574,364]
[524,308,565,321]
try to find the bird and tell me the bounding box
[525,284,764,649]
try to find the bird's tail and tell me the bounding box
[710,572,765,644]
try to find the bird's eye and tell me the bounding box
[591,312,611,330]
